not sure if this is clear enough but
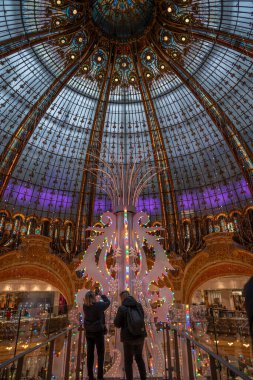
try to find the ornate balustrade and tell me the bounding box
[0,206,252,260]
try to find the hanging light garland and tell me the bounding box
[124,208,130,290]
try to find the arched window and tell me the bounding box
[42,220,50,237]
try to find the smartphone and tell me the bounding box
[95,288,100,296]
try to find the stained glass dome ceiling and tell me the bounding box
[0,0,252,240]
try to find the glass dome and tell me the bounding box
[0,0,252,252]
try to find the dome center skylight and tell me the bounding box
[90,0,155,41]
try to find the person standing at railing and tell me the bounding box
[83,288,110,380]
[243,277,253,346]
[5,308,11,321]
[114,290,147,380]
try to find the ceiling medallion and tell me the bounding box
[90,0,156,41]
[48,0,196,88]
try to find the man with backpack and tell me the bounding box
[114,290,147,380]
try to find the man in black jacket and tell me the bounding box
[243,277,253,346]
[114,290,147,380]
[83,290,110,380]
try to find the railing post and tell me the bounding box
[64,330,72,380]
[162,324,168,380]
[174,329,181,380]
[47,308,52,338]
[186,339,194,380]
[46,339,55,380]
[15,356,24,380]
[75,327,83,380]
[165,325,173,380]
[14,309,22,356]
[209,355,218,380]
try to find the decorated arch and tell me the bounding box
[180,232,253,303]
[0,235,76,305]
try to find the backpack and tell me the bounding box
[127,304,145,336]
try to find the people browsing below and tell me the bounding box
[243,277,253,346]
[83,288,110,380]
[114,290,147,380]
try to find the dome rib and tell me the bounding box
[153,40,253,197]
[131,44,181,251]
[0,22,82,60]
[158,16,253,59]
[0,38,95,200]
[75,45,116,250]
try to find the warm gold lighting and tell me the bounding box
[181,36,186,41]
[160,65,165,70]
[167,6,172,12]
[71,55,75,59]
[163,36,169,42]
[146,55,151,61]
[146,73,151,78]
[185,18,190,23]
[78,37,83,42]
[97,56,102,62]
[73,9,78,14]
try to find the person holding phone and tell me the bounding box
[83,288,110,380]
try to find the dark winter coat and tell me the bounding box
[83,295,110,337]
[243,277,253,343]
[114,296,147,342]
